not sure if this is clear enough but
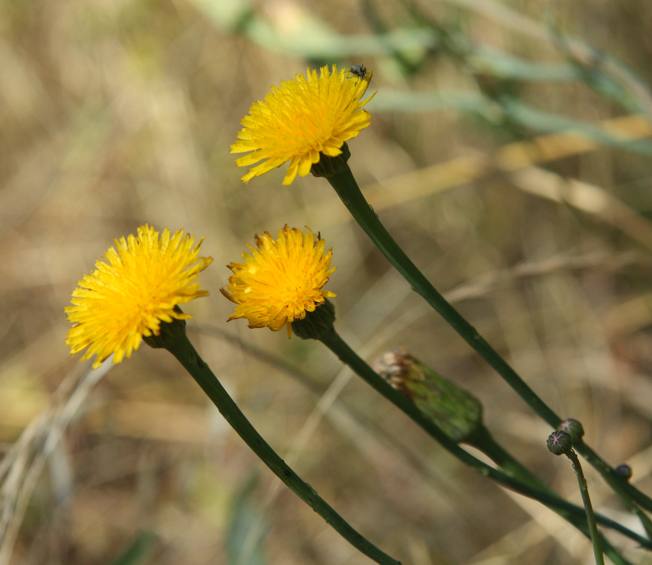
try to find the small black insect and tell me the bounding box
[349,64,367,79]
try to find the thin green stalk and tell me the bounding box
[195,324,647,552]
[164,331,400,565]
[320,329,646,562]
[577,440,652,538]
[567,450,605,565]
[635,507,652,540]
[325,161,652,516]
[467,426,549,491]
[468,426,625,565]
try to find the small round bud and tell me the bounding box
[547,430,573,456]
[615,464,633,480]
[557,418,584,444]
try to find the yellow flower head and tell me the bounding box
[232,64,373,186]
[66,225,213,368]
[221,226,336,334]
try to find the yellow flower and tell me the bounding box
[221,226,336,334]
[231,65,373,186]
[66,225,213,368]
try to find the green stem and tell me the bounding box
[196,325,646,554]
[325,162,652,516]
[165,332,400,565]
[468,426,548,491]
[469,427,626,565]
[321,329,645,562]
[577,441,652,538]
[567,450,605,565]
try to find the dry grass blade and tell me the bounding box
[0,362,111,565]
[509,168,652,251]
[443,0,652,114]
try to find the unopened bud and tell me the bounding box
[558,418,584,444]
[615,464,632,480]
[547,431,572,456]
[374,350,483,443]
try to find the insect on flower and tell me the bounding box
[349,64,368,80]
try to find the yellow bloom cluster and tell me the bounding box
[68,65,371,363]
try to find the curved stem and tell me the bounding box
[325,163,652,516]
[320,329,646,561]
[165,332,400,565]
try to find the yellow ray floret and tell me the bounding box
[66,225,213,368]
[231,65,373,186]
[221,226,336,334]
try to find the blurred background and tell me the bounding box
[2,0,652,563]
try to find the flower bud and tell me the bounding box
[374,350,483,443]
[547,430,572,456]
[615,463,632,480]
[558,418,584,444]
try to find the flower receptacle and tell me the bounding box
[311,143,351,179]
[291,300,336,341]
